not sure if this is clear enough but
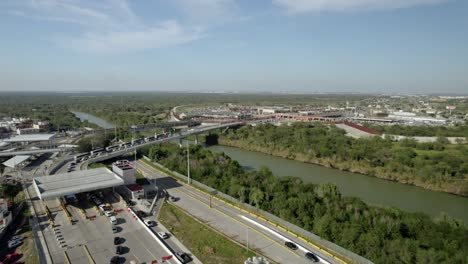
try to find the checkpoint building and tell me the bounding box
[33,160,142,201]
[33,167,125,200]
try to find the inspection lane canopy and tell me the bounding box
[2,155,31,168]
[4,134,56,143]
[33,167,124,199]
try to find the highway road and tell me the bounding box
[137,160,341,264]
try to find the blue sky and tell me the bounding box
[0,0,467,94]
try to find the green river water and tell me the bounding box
[71,111,468,225]
[209,145,468,225]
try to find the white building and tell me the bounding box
[112,160,136,184]
[0,199,12,237]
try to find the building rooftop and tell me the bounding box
[4,134,56,142]
[113,160,134,170]
[2,155,31,168]
[33,168,124,199]
[126,184,143,192]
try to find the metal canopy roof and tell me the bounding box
[2,155,31,168]
[4,134,56,142]
[33,168,124,199]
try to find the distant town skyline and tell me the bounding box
[0,0,467,93]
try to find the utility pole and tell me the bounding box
[132,125,137,171]
[246,227,249,253]
[187,142,190,184]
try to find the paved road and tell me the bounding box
[137,160,340,264]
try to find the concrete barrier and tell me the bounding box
[142,157,372,264]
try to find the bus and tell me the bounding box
[74,152,88,162]
[90,148,104,156]
[105,145,119,152]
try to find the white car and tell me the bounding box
[104,211,113,217]
[8,239,22,248]
[144,219,156,227]
[157,232,168,239]
[9,235,24,242]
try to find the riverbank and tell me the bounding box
[71,111,115,129]
[217,138,468,197]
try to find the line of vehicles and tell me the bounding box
[74,132,172,162]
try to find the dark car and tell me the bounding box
[176,252,192,263]
[284,241,298,250]
[114,237,124,245]
[110,256,121,264]
[305,252,320,262]
[116,246,123,255]
[136,210,147,218]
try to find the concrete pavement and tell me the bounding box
[137,160,340,264]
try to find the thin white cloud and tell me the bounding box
[61,20,203,53]
[273,0,450,13]
[173,0,244,25]
[7,0,204,53]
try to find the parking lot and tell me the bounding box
[28,184,182,264]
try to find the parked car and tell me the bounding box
[136,210,147,218]
[157,232,168,239]
[9,235,24,243]
[3,252,22,263]
[110,256,121,264]
[176,252,192,263]
[104,211,114,217]
[8,239,22,248]
[305,252,320,262]
[112,226,118,233]
[169,196,179,202]
[144,219,156,227]
[284,241,298,250]
[114,237,124,245]
[116,246,123,255]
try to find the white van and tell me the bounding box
[110,216,117,225]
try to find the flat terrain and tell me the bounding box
[159,202,256,264]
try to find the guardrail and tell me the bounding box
[142,157,373,264]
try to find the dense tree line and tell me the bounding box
[0,94,95,130]
[0,92,370,128]
[142,143,468,264]
[365,124,468,137]
[217,123,468,196]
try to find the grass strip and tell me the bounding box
[158,202,259,264]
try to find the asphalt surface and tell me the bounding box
[27,183,182,264]
[137,160,340,264]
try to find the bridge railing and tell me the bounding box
[142,156,373,264]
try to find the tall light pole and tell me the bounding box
[132,125,137,170]
[187,142,191,184]
[246,226,249,253]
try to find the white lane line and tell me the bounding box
[240,215,331,264]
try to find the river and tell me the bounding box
[72,111,115,129]
[69,110,468,224]
[208,145,468,225]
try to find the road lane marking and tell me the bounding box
[139,159,347,263]
[82,245,95,264]
[174,187,301,259]
[240,215,330,264]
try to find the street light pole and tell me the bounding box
[187,142,190,185]
[246,227,249,253]
[132,125,137,171]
